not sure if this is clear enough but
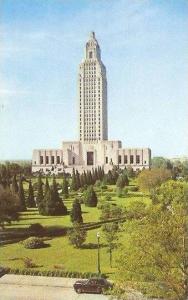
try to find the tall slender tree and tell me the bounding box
[26,180,35,208]
[70,198,83,223]
[62,174,69,197]
[76,170,81,190]
[71,168,78,191]
[36,174,44,214]
[12,175,19,194]
[18,178,26,211]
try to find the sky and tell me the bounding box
[0,0,188,160]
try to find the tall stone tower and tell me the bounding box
[78,32,108,142]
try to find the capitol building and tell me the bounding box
[32,32,151,174]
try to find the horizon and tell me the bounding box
[0,0,188,160]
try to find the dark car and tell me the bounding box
[73,278,113,294]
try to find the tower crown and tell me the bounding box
[85,32,101,60]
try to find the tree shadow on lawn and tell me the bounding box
[81,243,107,250]
[126,193,145,198]
[19,216,65,221]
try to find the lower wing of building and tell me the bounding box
[32,140,151,174]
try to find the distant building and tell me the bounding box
[32,32,151,174]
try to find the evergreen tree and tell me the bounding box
[122,173,129,186]
[84,186,98,207]
[18,178,26,211]
[26,180,35,208]
[36,174,44,214]
[94,168,98,181]
[80,173,85,188]
[44,176,67,216]
[76,170,81,190]
[12,175,19,194]
[116,174,128,189]
[70,198,83,223]
[106,170,114,185]
[92,168,96,184]
[71,168,78,191]
[62,174,69,197]
[0,186,19,228]
[83,171,87,186]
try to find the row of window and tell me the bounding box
[104,155,144,165]
[40,156,61,165]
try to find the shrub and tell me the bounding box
[105,194,112,201]
[101,184,108,190]
[21,237,47,249]
[128,186,139,192]
[123,187,128,196]
[54,264,64,270]
[22,257,37,268]
[28,223,44,233]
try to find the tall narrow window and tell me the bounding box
[51,156,54,164]
[57,156,60,164]
[130,155,134,164]
[136,155,140,164]
[89,51,93,58]
[124,155,128,164]
[106,157,108,164]
[72,157,75,165]
[40,156,43,164]
[46,156,49,164]
[118,155,122,164]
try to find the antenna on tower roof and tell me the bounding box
[90,31,95,39]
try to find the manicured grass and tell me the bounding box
[1,183,151,277]
[0,228,116,277]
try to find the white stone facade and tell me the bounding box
[32,32,151,175]
[78,32,108,142]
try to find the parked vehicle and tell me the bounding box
[73,277,113,294]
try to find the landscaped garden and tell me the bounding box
[1,161,187,299]
[0,172,150,279]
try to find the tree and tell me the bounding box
[137,168,171,192]
[26,180,35,208]
[18,178,26,211]
[62,174,69,197]
[116,174,128,189]
[151,156,173,170]
[127,166,135,178]
[83,186,98,207]
[11,175,19,194]
[114,181,188,300]
[71,168,78,191]
[44,176,67,216]
[102,222,119,267]
[76,170,81,189]
[100,203,123,221]
[0,186,19,228]
[70,198,83,223]
[36,174,44,214]
[68,223,87,248]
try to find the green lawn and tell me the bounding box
[1,183,150,277]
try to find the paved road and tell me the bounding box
[0,284,110,300]
[0,275,110,300]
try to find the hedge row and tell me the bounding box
[7,268,107,279]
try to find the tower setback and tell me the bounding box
[79,32,108,142]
